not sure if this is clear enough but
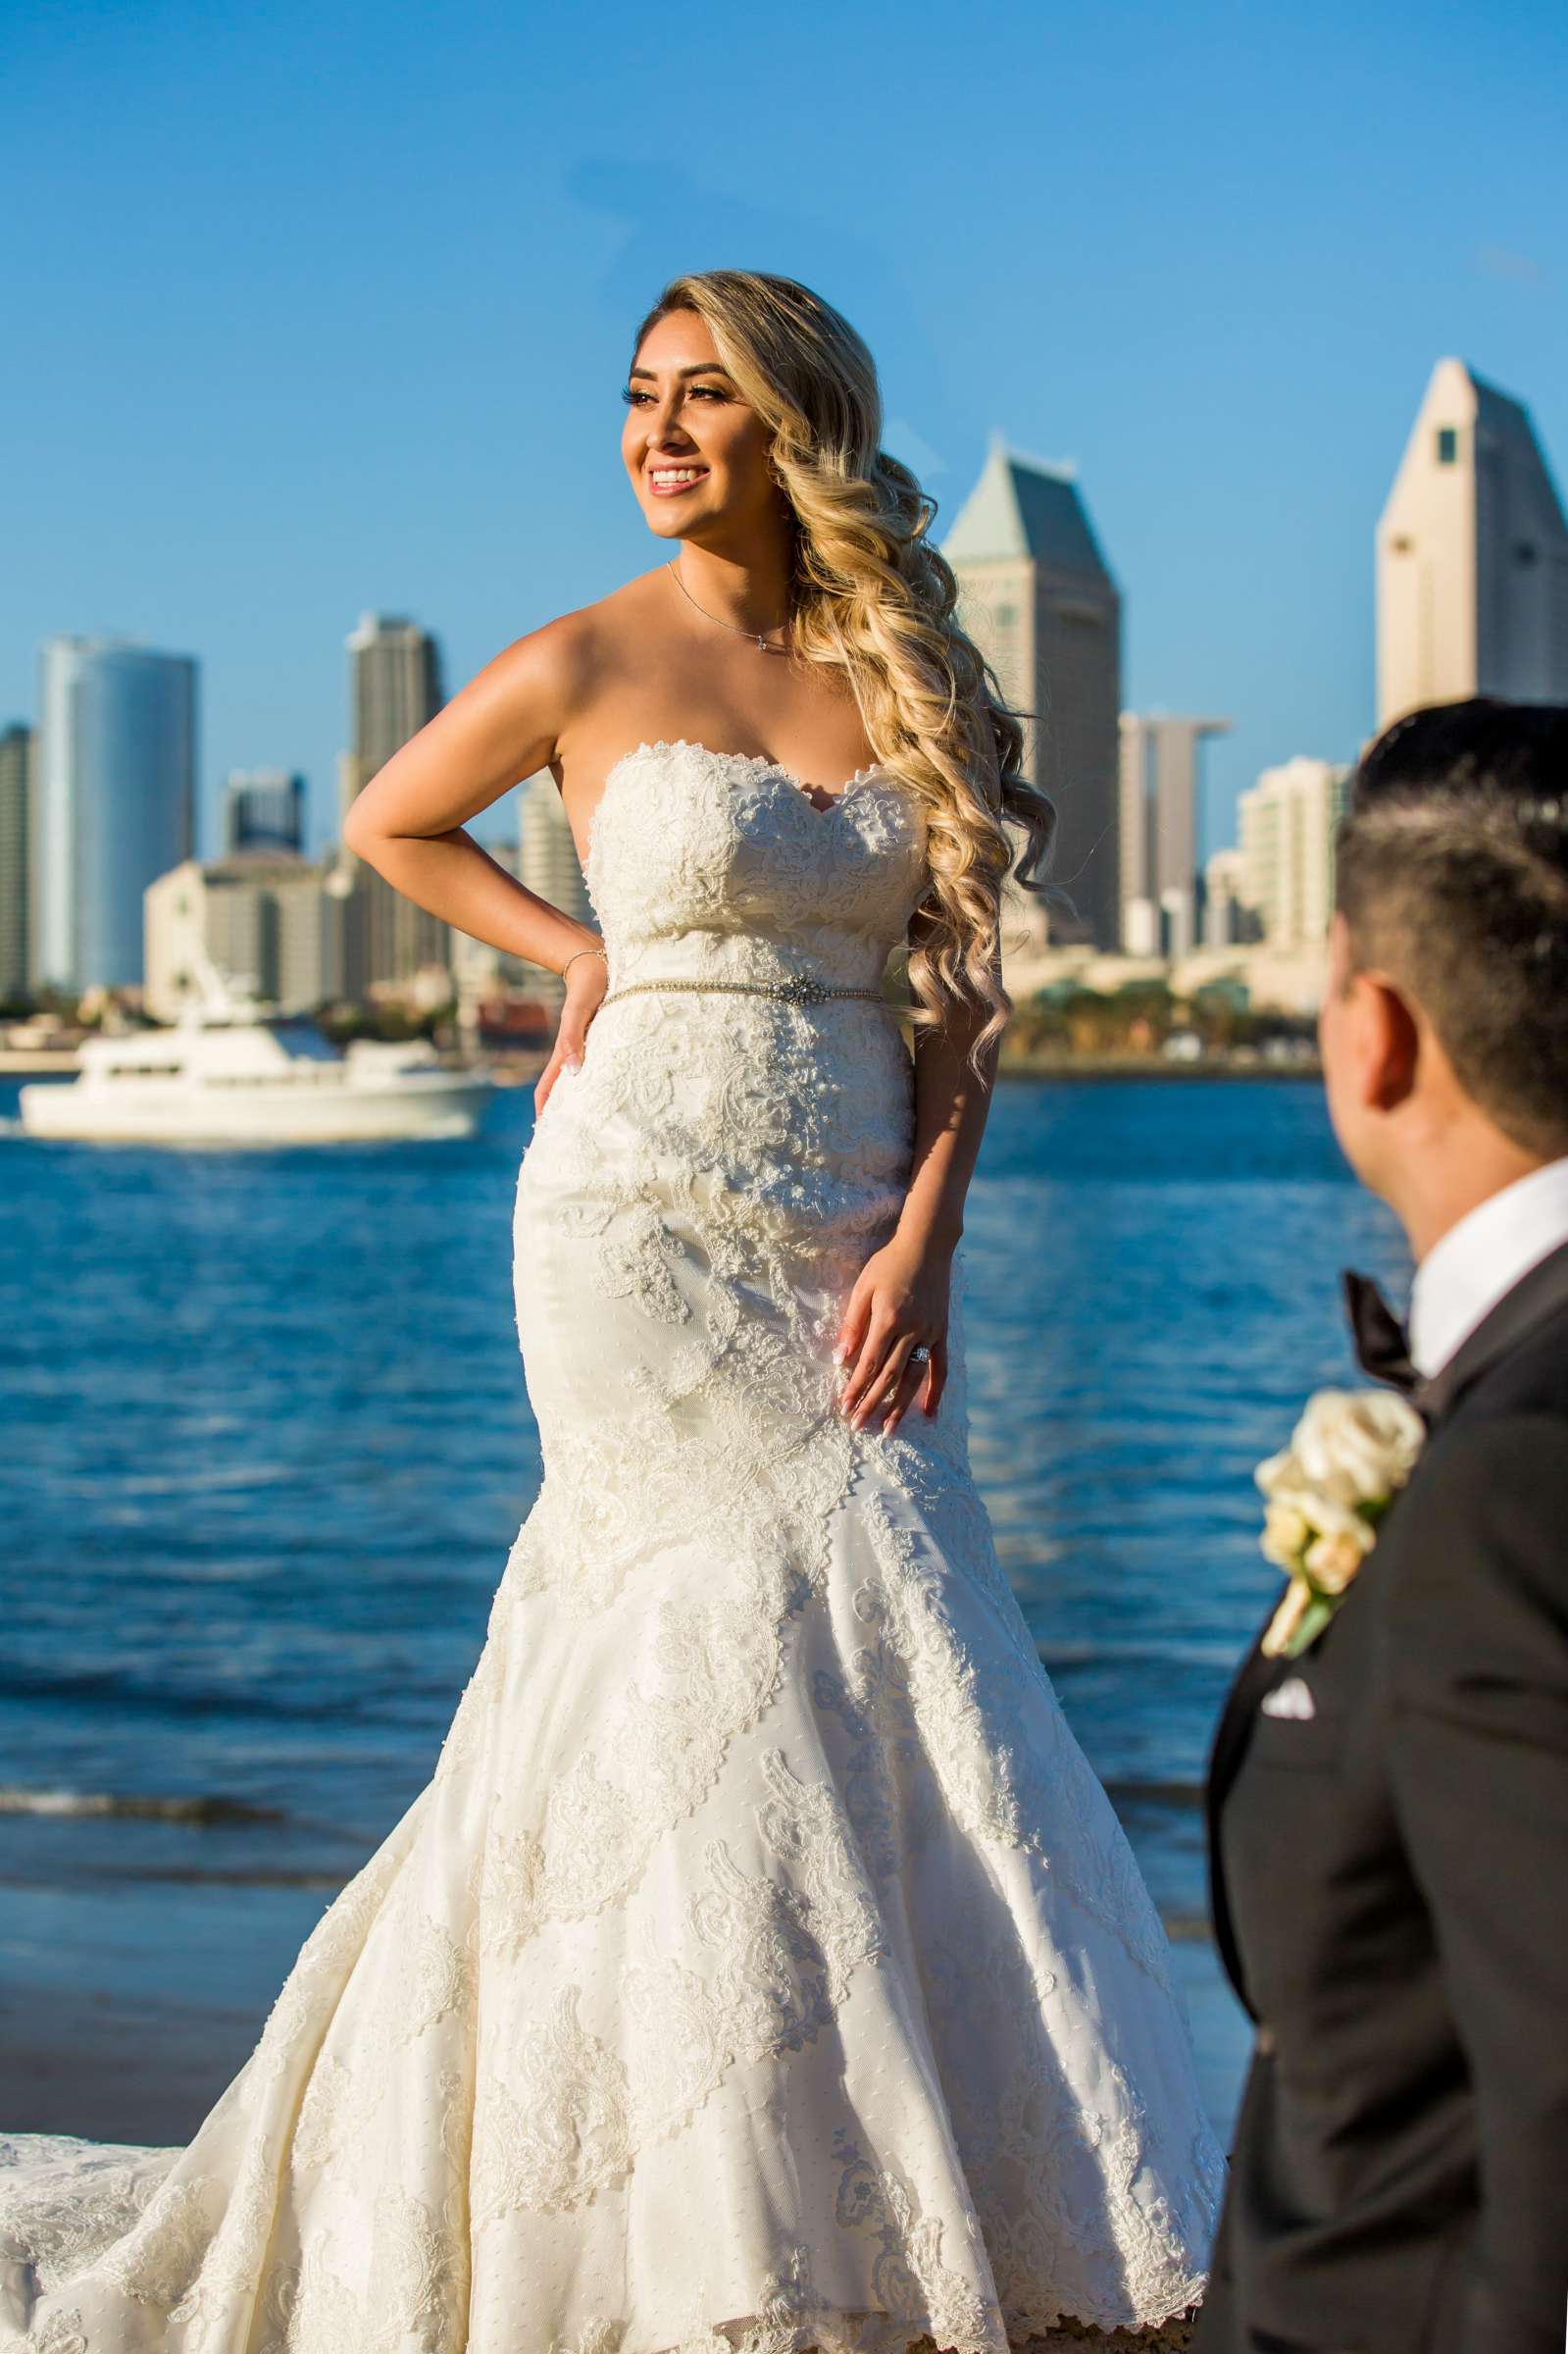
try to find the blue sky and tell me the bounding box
[4,0,1565,856]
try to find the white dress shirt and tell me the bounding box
[1408,1155,1568,1378]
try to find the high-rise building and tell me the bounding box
[341,612,445,809]
[1201,846,1251,948]
[1118,713,1232,954]
[1378,358,1568,730]
[144,853,344,1023]
[225,769,305,856]
[519,769,592,1009]
[32,638,196,992]
[1238,757,1350,950]
[943,437,1122,949]
[0,724,32,998]
[338,612,450,995]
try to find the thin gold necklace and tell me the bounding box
[667,558,792,655]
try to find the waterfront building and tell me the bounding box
[337,613,451,996]
[943,436,1122,949]
[1002,936,1330,1018]
[1238,757,1350,950]
[1201,846,1252,948]
[225,769,305,856]
[145,852,344,1023]
[1118,713,1232,955]
[1159,885,1195,961]
[519,770,592,1009]
[1378,358,1568,729]
[32,638,196,992]
[0,724,32,998]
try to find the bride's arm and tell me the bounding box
[341,617,601,982]
[834,926,999,1435]
[899,996,998,1263]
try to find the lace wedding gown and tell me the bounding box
[1,740,1223,2354]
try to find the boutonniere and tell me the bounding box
[1255,1389,1427,1658]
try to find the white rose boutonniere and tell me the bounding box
[1255,1389,1426,1658]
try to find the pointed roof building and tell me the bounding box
[942,438,1123,950]
[1377,359,1568,730]
[942,435,1115,585]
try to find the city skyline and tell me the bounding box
[5,349,1567,1006]
[4,0,1562,868]
[6,344,1564,912]
[6,341,1553,1012]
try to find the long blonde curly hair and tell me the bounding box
[632,269,1054,1069]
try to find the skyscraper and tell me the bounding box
[225,769,305,856]
[1201,846,1251,949]
[340,613,445,814]
[337,613,449,995]
[1378,358,1568,730]
[1238,757,1350,950]
[942,437,1122,949]
[0,724,32,998]
[32,638,197,992]
[519,768,592,1009]
[1117,714,1232,954]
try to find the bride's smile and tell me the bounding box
[622,310,784,558]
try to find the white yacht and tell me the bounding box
[18,959,494,1146]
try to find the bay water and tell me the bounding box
[0,1073,1407,2144]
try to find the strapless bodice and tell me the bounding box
[583,738,927,995]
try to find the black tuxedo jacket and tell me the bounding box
[1196,1241,1568,2354]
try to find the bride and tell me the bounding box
[1,270,1222,2354]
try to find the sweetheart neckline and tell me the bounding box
[607,738,893,806]
[582,738,906,885]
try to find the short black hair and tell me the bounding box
[1336,697,1568,1155]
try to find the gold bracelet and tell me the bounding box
[559,943,608,982]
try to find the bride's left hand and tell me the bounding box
[834,1234,950,1434]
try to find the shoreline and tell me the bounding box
[994,1055,1320,1083]
[2,1047,1322,1085]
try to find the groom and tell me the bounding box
[1197,697,1568,2354]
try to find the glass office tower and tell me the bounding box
[33,638,197,991]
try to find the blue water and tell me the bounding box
[0,1074,1408,2143]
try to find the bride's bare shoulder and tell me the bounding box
[471,570,669,761]
[464,572,672,793]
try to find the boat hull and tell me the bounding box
[16,1078,495,1146]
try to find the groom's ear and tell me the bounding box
[1327,905,1423,1115]
[1350,965,1423,1117]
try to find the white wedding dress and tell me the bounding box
[1,740,1223,2354]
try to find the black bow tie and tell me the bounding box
[1342,1268,1423,1398]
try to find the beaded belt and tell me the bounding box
[599,975,885,1010]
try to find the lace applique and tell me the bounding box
[474,1752,882,2222]
[855,1473,1178,1991]
[89,2175,219,2310]
[0,2142,170,2299]
[15,2312,88,2354]
[833,2131,1002,2348]
[271,2191,467,2354]
[467,1540,816,1946]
